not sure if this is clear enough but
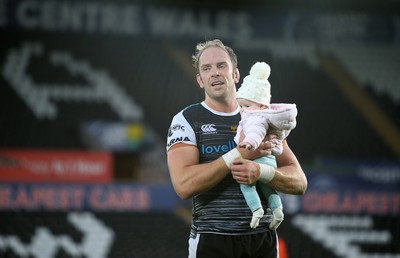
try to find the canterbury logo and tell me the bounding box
[201,124,216,132]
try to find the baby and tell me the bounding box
[235,62,298,229]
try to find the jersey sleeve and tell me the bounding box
[166,111,196,151]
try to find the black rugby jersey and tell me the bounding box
[167,102,272,236]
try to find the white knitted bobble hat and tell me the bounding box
[236,62,271,106]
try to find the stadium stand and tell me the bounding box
[0,211,191,258]
[1,0,399,257]
[325,45,400,103]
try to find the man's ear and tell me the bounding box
[233,68,240,84]
[196,74,204,88]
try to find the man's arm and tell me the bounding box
[270,140,307,194]
[167,142,275,200]
[167,143,230,200]
[231,140,307,195]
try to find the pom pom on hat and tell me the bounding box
[236,61,272,106]
[250,62,271,80]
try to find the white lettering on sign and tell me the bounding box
[6,1,253,40]
[2,42,143,120]
[51,159,105,175]
[16,0,142,35]
[0,212,114,258]
[292,214,400,258]
[145,7,252,39]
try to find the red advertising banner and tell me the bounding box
[0,149,113,183]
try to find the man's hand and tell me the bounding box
[230,158,261,185]
[232,134,278,184]
[239,138,277,160]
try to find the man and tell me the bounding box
[167,39,307,257]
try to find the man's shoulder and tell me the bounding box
[171,103,207,125]
[180,103,209,118]
[182,103,204,113]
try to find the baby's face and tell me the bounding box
[237,98,265,114]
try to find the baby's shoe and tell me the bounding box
[250,208,264,228]
[269,206,284,230]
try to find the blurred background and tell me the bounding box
[0,0,399,257]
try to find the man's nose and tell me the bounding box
[211,67,220,76]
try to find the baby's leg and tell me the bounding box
[260,185,284,230]
[240,184,264,228]
[255,155,284,230]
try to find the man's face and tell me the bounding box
[196,46,239,101]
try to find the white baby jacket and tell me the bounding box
[234,103,298,155]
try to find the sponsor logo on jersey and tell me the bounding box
[168,124,185,137]
[201,124,217,134]
[167,137,190,147]
[230,125,237,133]
[201,140,236,154]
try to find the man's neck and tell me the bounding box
[204,98,238,113]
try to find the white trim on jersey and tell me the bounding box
[201,101,240,116]
[188,233,200,258]
[276,231,280,258]
[166,109,196,151]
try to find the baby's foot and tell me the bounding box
[250,208,264,228]
[269,206,284,230]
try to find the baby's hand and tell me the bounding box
[239,142,253,150]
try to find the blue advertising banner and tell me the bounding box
[282,172,400,216]
[0,182,186,211]
[1,170,399,214]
